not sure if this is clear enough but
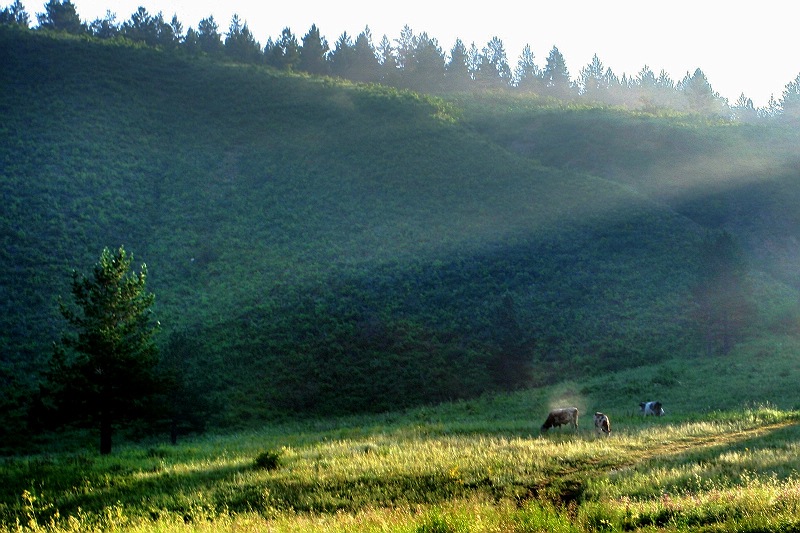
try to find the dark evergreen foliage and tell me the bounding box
[349,27,380,83]
[36,0,83,34]
[578,54,609,100]
[542,46,572,98]
[121,7,177,48]
[406,32,445,92]
[196,15,223,56]
[87,9,118,39]
[0,0,28,27]
[224,14,261,64]
[445,38,471,90]
[328,30,355,78]
[780,73,800,122]
[376,34,399,85]
[45,247,162,454]
[482,36,511,87]
[298,24,330,76]
[679,68,723,115]
[265,26,300,70]
[512,44,541,92]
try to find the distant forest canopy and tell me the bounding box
[3,0,800,120]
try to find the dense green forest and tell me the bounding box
[2,14,800,454]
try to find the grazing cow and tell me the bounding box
[639,401,665,416]
[541,407,579,432]
[594,412,611,436]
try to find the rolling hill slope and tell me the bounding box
[455,95,800,289]
[1,27,796,438]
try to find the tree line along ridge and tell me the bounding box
[3,0,800,120]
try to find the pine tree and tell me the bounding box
[482,36,511,87]
[88,10,119,39]
[266,27,300,70]
[513,44,540,92]
[36,0,84,34]
[168,14,183,44]
[122,7,158,46]
[197,15,223,56]
[0,0,29,27]
[182,26,200,56]
[758,94,781,119]
[679,68,721,115]
[636,65,656,89]
[411,32,445,91]
[779,72,800,122]
[376,34,398,85]
[299,24,330,76]
[46,247,162,454]
[445,38,471,90]
[350,27,379,83]
[578,54,606,98]
[732,93,758,122]
[469,41,493,89]
[542,45,572,98]
[394,24,414,72]
[328,31,354,78]
[225,14,261,63]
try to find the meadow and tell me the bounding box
[4,337,800,532]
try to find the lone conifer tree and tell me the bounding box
[48,246,161,454]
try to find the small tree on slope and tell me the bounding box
[46,246,162,454]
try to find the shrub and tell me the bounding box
[253,449,281,471]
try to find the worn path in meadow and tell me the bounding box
[527,418,799,506]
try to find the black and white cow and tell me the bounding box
[639,401,665,416]
[541,407,579,432]
[594,412,611,436]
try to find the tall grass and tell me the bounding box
[6,339,800,531]
[3,399,799,532]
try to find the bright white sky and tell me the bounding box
[60,0,798,108]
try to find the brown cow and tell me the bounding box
[594,412,611,436]
[541,407,579,432]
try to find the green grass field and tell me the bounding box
[4,337,800,532]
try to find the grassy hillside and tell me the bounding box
[2,27,799,442]
[3,340,800,531]
[454,93,800,288]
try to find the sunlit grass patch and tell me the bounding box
[585,410,800,503]
[585,473,800,531]
[3,401,800,532]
